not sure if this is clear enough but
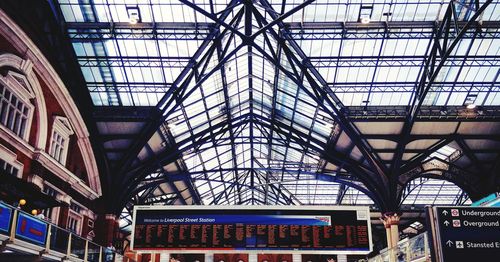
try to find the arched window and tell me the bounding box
[49,116,74,165]
[0,71,34,140]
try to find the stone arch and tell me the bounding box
[0,9,101,197]
[0,53,48,149]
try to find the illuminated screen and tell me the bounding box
[131,206,371,254]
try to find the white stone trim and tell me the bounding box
[41,181,63,224]
[81,209,97,220]
[48,116,74,165]
[77,137,101,194]
[43,181,64,196]
[68,199,86,235]
[0,143,24,179]
[34,150,100,200]
[27,174,44,189]
[4,71,35,101]
[0,126,100,199]
[0,126,35,158]
[0,54,47,150]
[0,71,35,142]
[56,194,72,205]
[70,199,86,213]
[0,9,101,196]
[0,143,18,163]
[68,209,83,235]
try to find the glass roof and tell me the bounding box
[56,0,499,209]
[402,177,472,206]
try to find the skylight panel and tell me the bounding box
[429,145,458,161]
[59,3,84,22]
[484,2,500,21]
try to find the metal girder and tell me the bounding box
[453,191,470,206]
[40,0,500,213]
[116,108,381,208]
[336,184,348,204]
[397,157,484,201]
[285,20,500,30]
[455,138,492,184]
[87,82,171,94]
[213,5,244,204]
[140,144,190,206]
[92,106,159,122]
[245,0,255,193]
[310,55,500,68]
[250,0,389,192]
[146,0,388,208]
[99,134,138,142]
[78,56,191,68]
[363,134,500,142]
[64,21,500,40]
[374,147,499,154]
[114,0,243,178]
[308,82,498,93]
[251,114,385,208]
[252,169,301,205]
[346,105,500,121]
[115,113,251,208]
[390,0,493,193]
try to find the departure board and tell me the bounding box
[131,206,372,254]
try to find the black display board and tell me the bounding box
[131,206,372,254]
[429,206,500,261]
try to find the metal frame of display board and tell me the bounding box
[131,205,373,255]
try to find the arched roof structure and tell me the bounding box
[2,0,499,231]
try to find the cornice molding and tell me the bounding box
[0,9,101,196]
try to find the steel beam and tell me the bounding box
[390,1,494,208]
[114,1,243,178]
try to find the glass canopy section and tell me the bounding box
[58,0,500,108]
[56,0,499,209]
[401,177,472,206]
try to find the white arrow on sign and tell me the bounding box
[444,221,450,226]
[442,210,449,215]
[446,240,454,247]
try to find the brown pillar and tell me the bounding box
[56,195,72,228]
[82,215,90,238]
[58,204,70,229]
[95,214,118,245]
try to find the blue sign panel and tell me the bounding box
[431,207,500,262]
[15,213,48,246]
[471,193,500,206]
[0,202,12,233]
[138,214,332,226]
[132,207,372,253]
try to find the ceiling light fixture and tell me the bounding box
[464,93,478,110]
[126,6,141,25]
[465,103,476,110]
[359,5,373,24]
[129,17,139,25]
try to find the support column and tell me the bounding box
[382,219,392,249]
[380,212,401,248]
[56,195,72,229]
[380,212,401,262]
[95,214,118,246]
